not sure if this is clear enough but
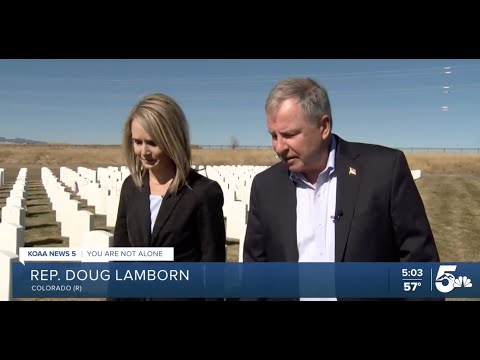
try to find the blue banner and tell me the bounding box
[12,262,479,298]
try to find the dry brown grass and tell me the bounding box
[0,144,279,167]
[3,143,480,172]
[1,146,480,300]
[0,144,124,167]
[405,152,480,175]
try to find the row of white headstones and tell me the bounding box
[0,167,28,301]
[0,164,268,300]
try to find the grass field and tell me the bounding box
[1,144,479,300]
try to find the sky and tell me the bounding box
[1,59,479,149]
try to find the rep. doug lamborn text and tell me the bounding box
[30,269,190,282]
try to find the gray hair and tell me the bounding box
[265,77,333,128]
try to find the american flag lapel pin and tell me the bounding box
[349,167,357,175]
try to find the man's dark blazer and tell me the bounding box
[114,169,226,262]
[244,134,439,263]
[243,135,440,300]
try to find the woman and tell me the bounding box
[112,93,226,299]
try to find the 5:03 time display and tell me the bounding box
[402,269,423,277]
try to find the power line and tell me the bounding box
[442,65,452,112]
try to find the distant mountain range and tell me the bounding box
[0,137,47,144]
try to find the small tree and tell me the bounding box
[230,136,240,149]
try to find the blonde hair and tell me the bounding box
[122,93,191,194]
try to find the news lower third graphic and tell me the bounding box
[11,247,478,298]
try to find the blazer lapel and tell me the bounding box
[136,174,153,247]
[334,136,361,261]
[276,163,298,261]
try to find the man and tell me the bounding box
[243,78,440,300]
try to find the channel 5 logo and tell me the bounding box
[435,265,473,293]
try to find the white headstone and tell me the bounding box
[1,205,26,227]
[411,169,422,180]
[0,250,18,301]
[0,223,24,255]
